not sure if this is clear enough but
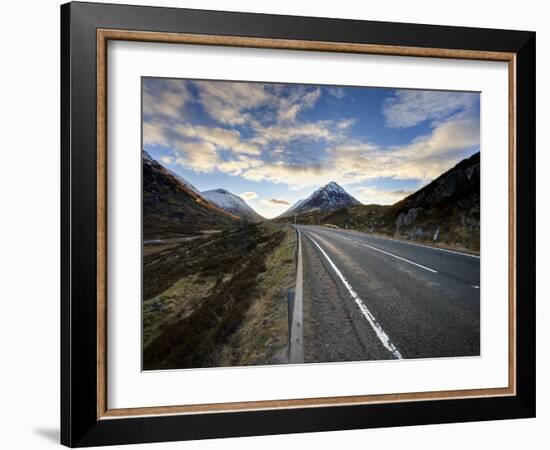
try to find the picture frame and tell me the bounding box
[61,1,536,447]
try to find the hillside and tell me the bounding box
[143,151,239,239]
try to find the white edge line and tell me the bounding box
[304,233,403,360]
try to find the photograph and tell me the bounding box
[54,1,537,446]
[141,78,481,370]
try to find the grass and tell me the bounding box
[216,226,295,366]
[142,223,296,370]
[143,274,217,350]
[143,242,179,257]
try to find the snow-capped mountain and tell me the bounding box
[279,182,361,218]
[201,188,264,223]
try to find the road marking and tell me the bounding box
[472,285,480,289]
[305,233,403,359]
[329,234,438,274]
[356,241,438,273]
[363,235,481,259]
[310,226,480,259]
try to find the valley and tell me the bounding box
[142,151,480,369]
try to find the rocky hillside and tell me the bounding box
[385,152,480,249]
[202,188,264,223]
[143,151,239,239]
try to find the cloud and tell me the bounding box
[383,90,478,128]
[276,87,321,123]
[159,155,174,165]
[162,110,477,189]
[173,140,261,175]
[251,120,336,146]
[264,198,291,205]
[143,122,169,146]
[174,141,218,173]
[193,81,322,127]
[337,118,356,129]
[257,197,293,219]
[239,112,479,188]
[326,86,346,99]
[194,80,271,125]
[240,191,258,201]
[351,186,415,205]
[142,120,263,174]
[174,124,260,155]
[143,79,190,119]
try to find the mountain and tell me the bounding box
[143,151,239,239]
[201,188,264,223]
[279,181,361,217]
[276,153,480,251]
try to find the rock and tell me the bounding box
[396,207,421,228]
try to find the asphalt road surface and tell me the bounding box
[298,225,480,362]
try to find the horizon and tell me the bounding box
[143,78,480,218]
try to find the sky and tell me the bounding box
[142,78,480,219]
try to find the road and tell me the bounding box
[298,225,480,362]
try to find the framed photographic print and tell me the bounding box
[61,2,536,447]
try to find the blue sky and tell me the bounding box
[143,78,480,218]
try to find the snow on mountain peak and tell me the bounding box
[201,188,264,222]
[279,181,361,218]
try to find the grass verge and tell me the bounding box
[142,223,295,370]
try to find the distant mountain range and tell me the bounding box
[144,150,480,250]
[202,188,264,223]
[279,181,361,218]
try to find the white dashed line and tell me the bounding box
[329,234,438,274]
[305,233,403,359]
[314,227,480,259]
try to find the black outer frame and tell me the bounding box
[60,1,536,447]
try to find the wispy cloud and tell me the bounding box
[174,124,260,155]
[351,186,415,205]
[264,198,291,205]
[326,86,346,99]
[383,90,478,128]
[194,80,271,126]
[240,191,258,201]
[143,79,190,119]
